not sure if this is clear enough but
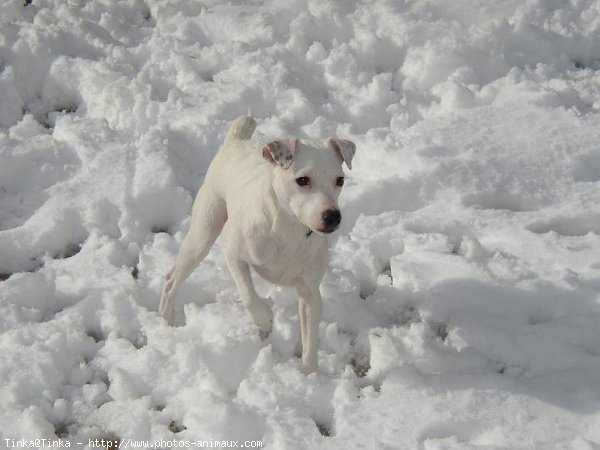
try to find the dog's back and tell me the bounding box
[209,115,272,209]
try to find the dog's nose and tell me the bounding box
[322,209,341,231]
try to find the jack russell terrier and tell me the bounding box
[159,114,355,373]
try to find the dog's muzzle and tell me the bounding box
[321,209,341,233]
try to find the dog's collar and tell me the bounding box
[305,229,313,238]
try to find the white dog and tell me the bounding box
[159,114,355,373]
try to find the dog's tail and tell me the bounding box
[225,113,256,142]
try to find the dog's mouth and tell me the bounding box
[305,228,331,237]
[313,226,338,235]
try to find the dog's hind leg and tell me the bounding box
[159,187,227,325]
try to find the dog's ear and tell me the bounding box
[328,138,356,170]
[262,139,297,170]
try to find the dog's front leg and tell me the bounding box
[225,255,273,332]
[297,283,322,374]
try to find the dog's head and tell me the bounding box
[262,137,355,235]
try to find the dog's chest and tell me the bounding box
[249,228,326,285]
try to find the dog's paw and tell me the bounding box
[158,301,174,326]
[301,361,318,375]
[248,298,273,332]
[301,351,318,374]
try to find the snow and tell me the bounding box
[1,0,600,448]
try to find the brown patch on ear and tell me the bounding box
[262,139,297,169]
[262,146,275,164]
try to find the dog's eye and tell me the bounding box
[296,177,310,187]
[336,177,345,187]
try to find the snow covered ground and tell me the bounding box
[2,0,600,448]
